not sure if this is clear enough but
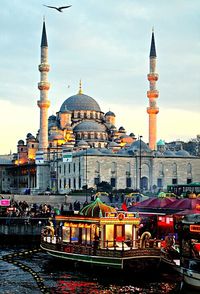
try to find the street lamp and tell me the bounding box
[139,135,143,192]
[85,148,88,202]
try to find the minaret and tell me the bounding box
[37,20,50,151]
[147,29,159,150]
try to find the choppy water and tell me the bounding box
[0,247,198,294]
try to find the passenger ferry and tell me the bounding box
[161,214,200,289]
[41,197,161,271]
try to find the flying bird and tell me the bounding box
[43,5,72,12]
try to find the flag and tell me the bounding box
[121,202,128,211]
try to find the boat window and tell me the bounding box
[82,228,91,245]
[62,227,70,242]
[105,224,114,247]
[125,224,132,241]
[71,227,79,243]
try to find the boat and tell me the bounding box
[41,197,161,271]
[161,214,200,289]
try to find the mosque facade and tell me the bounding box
[3,21,200,195]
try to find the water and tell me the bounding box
[0,248,197,294]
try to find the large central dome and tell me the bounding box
[60,93,101,112]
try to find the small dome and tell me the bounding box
[105,111,115,117]
[129,133,136,138]
[74,121,106,132]
[79,197,116,217]
[48,115,57,121]
[157,139,165,146]
[26,133,35,140]
[18,140,24,145]
[175,150,191,157]
[60,93,101,112]
[163,150,176,157]
[110,125,117,130]
[119,126,125,131]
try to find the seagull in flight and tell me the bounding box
[43,5,72,12]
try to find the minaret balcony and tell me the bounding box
[147,107,159,114]
[39,64,50,72]
[38,82,50,91]
[147,90,159,98]
[37,100,50,109]
[147,73,159,81]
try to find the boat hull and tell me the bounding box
[40,243,160,272]
[182,267,200,289]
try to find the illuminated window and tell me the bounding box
[82,228,91,244]
[62,227,70,242]
[105,224,114,247]
[71,227,79,242]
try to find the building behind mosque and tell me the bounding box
[1,22,200,195]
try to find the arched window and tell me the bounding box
[126,162,131,173]
[159,162,163,173]
[96,161,100,173]
[111,162,116,173]
[187,163,192,173]
[172,163,177,174]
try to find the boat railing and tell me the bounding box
[41,234,162,256]
[103,238,161,250]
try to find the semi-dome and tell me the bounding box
[60,93,101,112]
[128,140,151,153]
[74,121,106,132]
[100,148,113,154]
[79,197,116,217]
[86,148,102,155]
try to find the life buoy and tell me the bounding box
[140,231,151,248]
[65,247,71,253]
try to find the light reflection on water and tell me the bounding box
[0,248,197,294]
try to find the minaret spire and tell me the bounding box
[37,20,50,151]
[147,29,159,150]
[78,79,83,94]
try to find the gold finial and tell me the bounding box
[78,79,83,94]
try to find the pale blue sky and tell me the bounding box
[0,0,200,154]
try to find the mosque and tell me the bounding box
[2,21,200,195]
